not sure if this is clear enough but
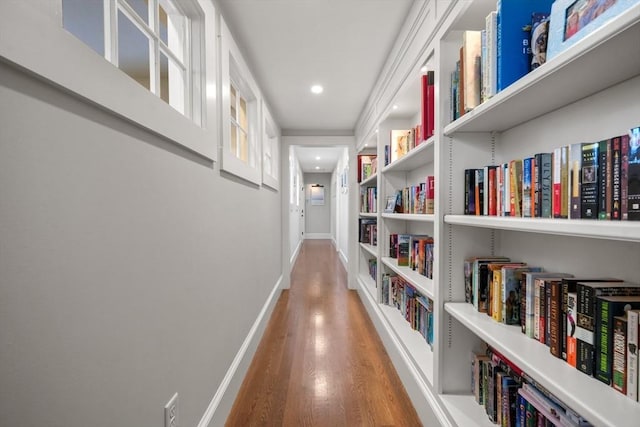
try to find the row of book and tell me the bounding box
[465,255,640,402]
[367,259,376,283]
[385,176,435,215]
[389,233,434,279]
[381,274,434,348]
[360,186,377,213]
[472,344,593,426]
[358,218,377,245]
[384,70,435,165]
[463,128,640,220]
[451,0,555,120]
[357,154,377,183]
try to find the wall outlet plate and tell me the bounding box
[164,393,178,427]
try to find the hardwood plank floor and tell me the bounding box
[226,240,422,427]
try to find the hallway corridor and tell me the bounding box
[226,240,422,426]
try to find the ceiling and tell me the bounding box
[295,146,345,173]
[216,0,415,136]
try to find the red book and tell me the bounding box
[426,175,435,214]
[425,71,435,140]
[488,166,497,215]
[553,147,562,218]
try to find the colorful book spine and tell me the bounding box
[628,126,640,220]
[485,11,498,99]
[598,139,610,220]
[612,315,627,394]
[581,142,599,219]
[627,309,639,400]
[569,143,583,219]
[621,134,630,220]
[611,136,621,220]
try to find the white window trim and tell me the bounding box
[0,1,216,161]
[262,101,280,191]
[219,17,262,185]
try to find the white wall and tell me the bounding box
[0,5,282,427]
[335,147,351,267]
[304,173,332,237]
[288,148,304,262]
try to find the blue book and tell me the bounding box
[496,0,554,92]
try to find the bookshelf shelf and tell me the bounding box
[446,302,640,427]
[381,257,435,300]
[359,242,377,257]
[379,303,434,386]
[443,3,640,136]
[381,213,436,223]
[444,215,640,242]
[358,273,377,302]
[439,394,495,427]
[358,212,377,218]
[381,137,435,173]
[359,173,377,187]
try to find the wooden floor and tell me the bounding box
[226,240,422,427]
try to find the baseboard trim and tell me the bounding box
[304,233,332,239]
[290,240,302,266]
[356,277,451,427]
[338,249,348,270]
[197,275,283,427]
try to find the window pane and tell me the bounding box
[239,130,248,163]
[230,124,238,157]
[239,96,248,131]
[118,12,151,90]
[62,0,104,56]
[159,0,186,61]
[160,52,185,114]
[122,0,149,23]
[230,85,237,120]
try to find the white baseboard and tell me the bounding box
[331,237,337,248]
[197,275,283,427]
[290,240,302,266]
[356,277,450,427]
[338,249,348,270]
[304,233,332,239]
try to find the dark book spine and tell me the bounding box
[581,142,599,219]
[520,277,528,334]
[576,283,595,375]
[549,280,562,358]
[628,127,640,220]
[611,136,621,220]
[612,316,627,393]
[598,139,610,220]
[561,281,578,361]
[538,281,546,345]
[539,153,552,218]
[479,264,490,313]
[545,280,551,347]
[621,134,629,220]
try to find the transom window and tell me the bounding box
[62,0,197,118]
[230,82,249,163]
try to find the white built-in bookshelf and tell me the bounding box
[354,0,640,426]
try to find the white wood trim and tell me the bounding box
[289,240,302,266]
[197,276,283,427]
[0,1,215,161]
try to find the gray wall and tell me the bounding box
[0,61,282,427]
[304,173,332,235]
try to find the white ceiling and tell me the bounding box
[295,146,345,173]
[216,0,415,137]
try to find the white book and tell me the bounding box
[628,309,640,401]
[484,11,498,99]
[503,163,510,216]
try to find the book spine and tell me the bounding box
[612,316,627,393]
[595,297,612,383]
[611,136,622,220]
[534,279,541,341]
[426,71,435,139]
[545,280,551,347]
[598,139,610,220]
[627,310,639,400]
[566,291,578,367]
[421,74,428,142]
[540,153,552,218]
[483,166,489,216]
[503,163,511,216]
[570,143,583,219]
[522,157,532,218]
[553,147,562,218]
[485,11,497,99]
[576,283,595,375]
[560,145,569,218]
[488,166,497,216]
[549,280,562,358]
[621,134,629,220]
[581,142,599,219]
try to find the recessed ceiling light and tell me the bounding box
[311,85,323,94]
[392,105,398,110]
[420,65,428,73]
[375,129,378,134]
[315,156,321,160]
[315,166,320,170]
[364,144,368,147]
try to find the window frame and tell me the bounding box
[219,17,262,185]
[262,102,280,191]
[0,1,216,161]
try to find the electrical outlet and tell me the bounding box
[164,393,178,427]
